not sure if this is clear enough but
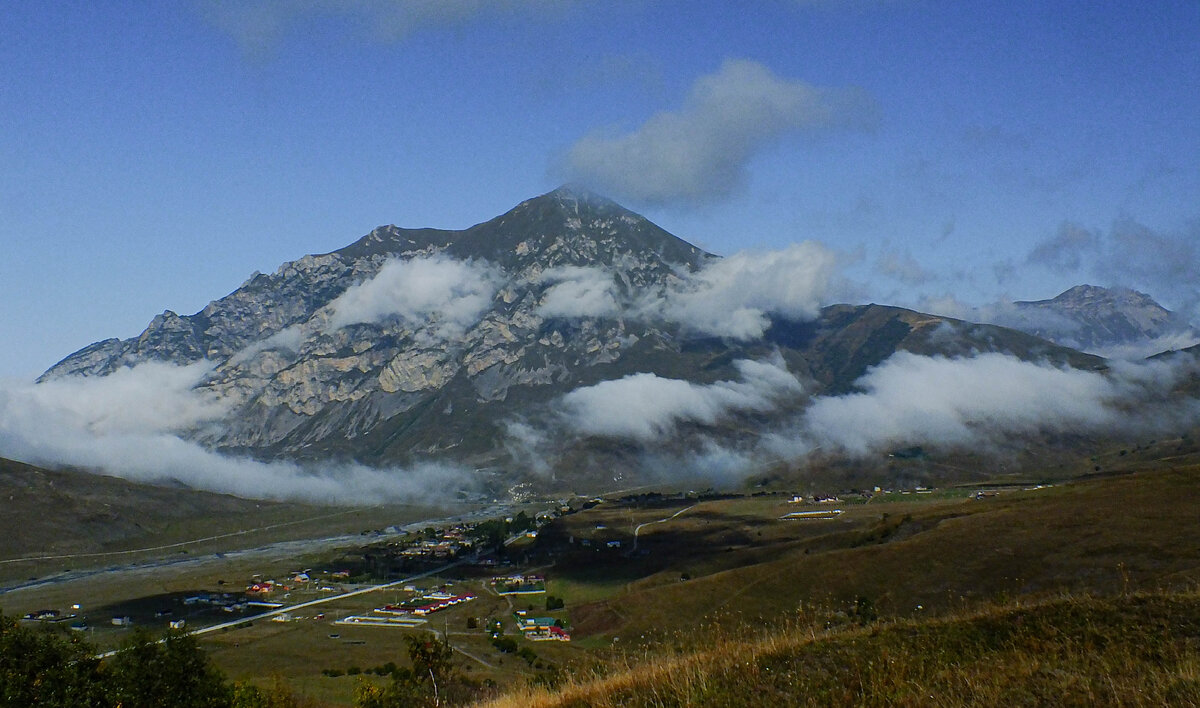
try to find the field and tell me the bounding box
[482,589,1200,707]
[4,440,1200,706]
[539,467,1200,645]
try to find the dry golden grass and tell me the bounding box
[478,589,1200,707]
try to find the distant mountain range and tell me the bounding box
[40,188,1193,488]
[999,284,1200,358]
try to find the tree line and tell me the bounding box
[1,610,469,707]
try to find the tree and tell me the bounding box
[230,677,306,708]
[0,610,109,708]
[355,635,457,708]
[106,629,233,708]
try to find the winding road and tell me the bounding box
[632,504,697,551]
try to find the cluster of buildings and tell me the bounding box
[513,611,570,641]
[379,589,478,616]
[490,574,546,595]
[335,586,478,628]
[398,527,475,560]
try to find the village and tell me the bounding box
[16,504,581,664]
[19,484,992,637]
[5,477,1076,701]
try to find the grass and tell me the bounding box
[548,465,1200,643]
[479,589,1200,707]
[0,455,467,585]
[7,448,1200,706]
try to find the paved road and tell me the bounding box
[97,559,466,659]
[1,504,513,596]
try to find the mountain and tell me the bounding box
[0,455,286,564]
[41,187,1106,488]
[1005,285,1200,358]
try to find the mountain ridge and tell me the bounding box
[1006,284,1200,357]
[37,188,1145,491]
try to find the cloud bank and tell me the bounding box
[524,242,841,338]
[327,254,502,339]
[0,362,476,505]
[800,352,1200,456]
[556,357,804,442]
[536,265,620,319]
[528,349,1199,484]
[562,58,876,204]
[801,353,1117,455]
[647,241,838,338]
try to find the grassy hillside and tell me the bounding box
[0,456,453,587]
[0,456,282,560]
[530,462,1200,647]
[482,590,1200,707]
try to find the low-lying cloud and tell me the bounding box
[646,242,838,338]
[556,357,805,442]
[536,265,620,319]
[524,242,840,338]
[917,293,1200,360]
[800,352,1200,456]
[0,362,477,505]
[521,348,1200,484]
[802,352,1116,455]
[327,254,502,339]
[562,58,876,205]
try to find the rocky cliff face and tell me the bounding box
[42,187,1104,478]
[1008,285,1200,357]
[42,188,716,464]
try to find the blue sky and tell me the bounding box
[3,0,1198,379]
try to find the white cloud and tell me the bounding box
[556,357,804,441]
[562,58,875,204]
[1090,332,1200,361]
[800,352,1191,455]
[536,266,620,319]
[646,242,838,339]
[327,254,502,339]
[0,363,478,504]
[916,292,1200,360]
[918,296,1083,339]
[228,325,306,366]
[8,361,227,436]
[200,0,582,54]
[1025,218,1200,325]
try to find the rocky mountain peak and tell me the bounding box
[1009,284,1197,357]
[1046,284,1160,310]
[39,188,1121,488]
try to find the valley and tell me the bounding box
[5,433,1199,706]
[4,190,1200,706]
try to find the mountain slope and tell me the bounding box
[0,455,285,564]
[39,188,1109,486]
[1005,284,1200,358]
